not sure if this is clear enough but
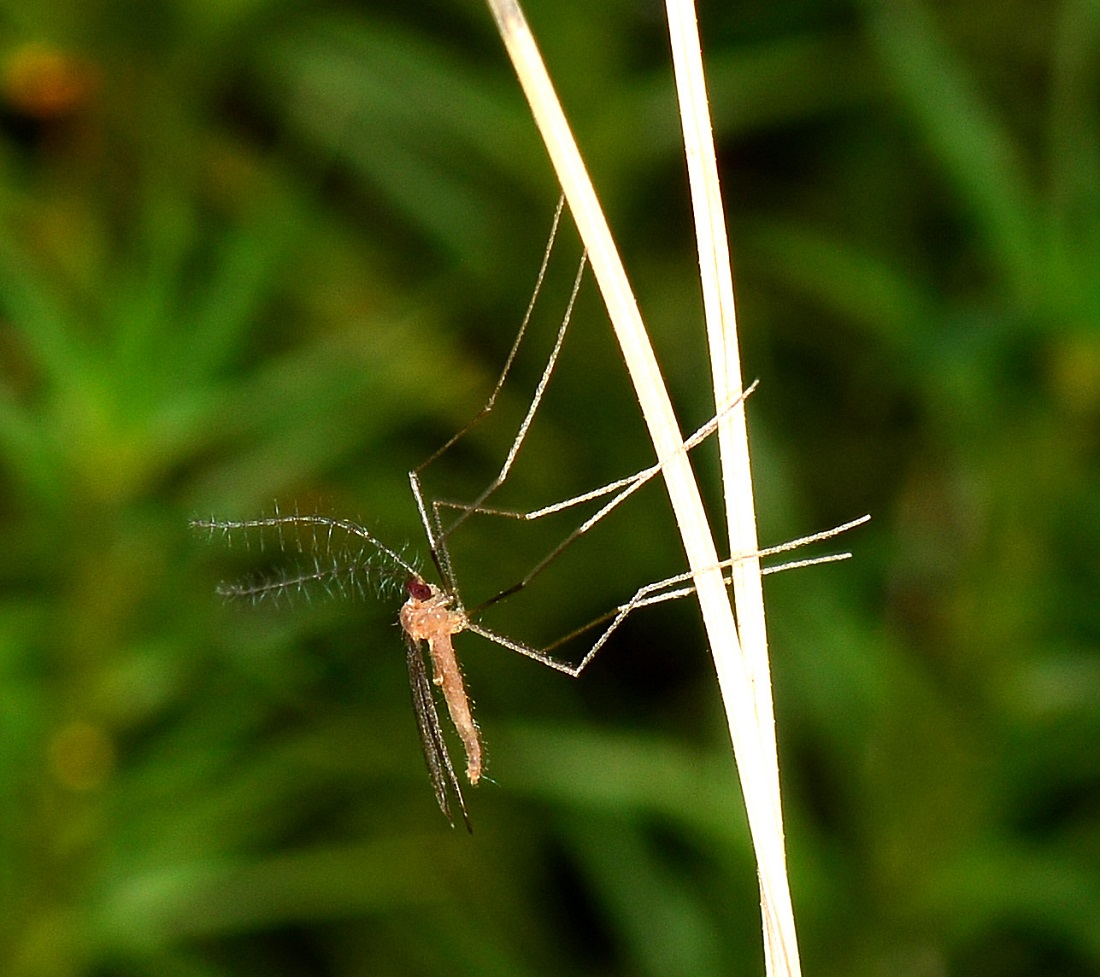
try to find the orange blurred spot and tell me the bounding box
[2,43,98,118]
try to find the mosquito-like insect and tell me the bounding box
[192,198,869,830]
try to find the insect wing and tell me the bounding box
[405,633,471,832]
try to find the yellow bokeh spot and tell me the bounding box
[49,721,115,790]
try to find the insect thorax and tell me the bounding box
[400,578,467,641]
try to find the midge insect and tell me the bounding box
[192,198,869,830]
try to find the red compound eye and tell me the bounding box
[406,577,432,601]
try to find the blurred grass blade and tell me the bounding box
[867,0,1036,289]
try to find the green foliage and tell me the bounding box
[1,1,1097,975]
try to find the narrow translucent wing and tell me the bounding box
[405,632,471,832]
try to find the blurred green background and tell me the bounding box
[2,0,1098,974]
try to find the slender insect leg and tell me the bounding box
[463,514,870,677]
[408,196,587,593]
[461,381,760,616]
[432,390,751,528]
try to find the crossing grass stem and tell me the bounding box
[484,1,811,974]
